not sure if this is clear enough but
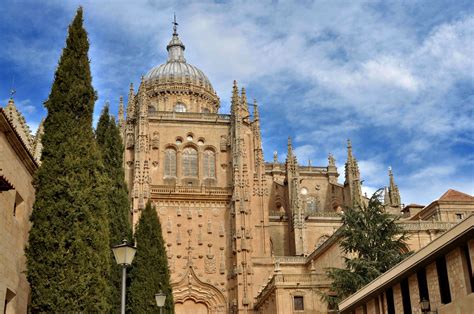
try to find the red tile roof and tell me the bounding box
[439,189,474,202]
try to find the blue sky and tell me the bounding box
[1,0,473,205]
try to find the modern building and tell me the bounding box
[338,214,474,314]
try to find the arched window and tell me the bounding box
[203,149,216,178]
[182,147,198,177]
[174,103,186,112]
[164,148,177,177]
[307,198,317,212]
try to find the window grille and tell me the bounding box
[164,148,177,177]
[203,150,216,178]
[183,147,198,177]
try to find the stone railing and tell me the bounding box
[269,210,287,218]
[399,221,457,231]
[150,185,232,196]
[148,111,231,121]
[305,210,340,218]
[275,256,307,264]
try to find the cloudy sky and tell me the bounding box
[1,0,473,205]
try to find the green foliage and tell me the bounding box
[325,189,410,306]
[25,7,112,312]
[128,202,174,313]
[96,104,132,311]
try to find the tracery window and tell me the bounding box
[203,149,216,178]
[307,198,317,212]
[164,148,177,177]
[174,103,186,112]
[182,147,198,177]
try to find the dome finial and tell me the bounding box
[166,13,185,62]
[173,13,178,35]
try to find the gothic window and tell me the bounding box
[203,149,216,178]
[164,148,177,177]
[174,103,186,112]
[307,198,317,211]
[182,147,198,177]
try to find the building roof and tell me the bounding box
[0,108,38,175]
[438,189,474,202]
[339,214,474,313]
[144,26,215,95]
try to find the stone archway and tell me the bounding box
[172,266,227,314]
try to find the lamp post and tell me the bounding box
[155,290,166,314]
[112,239,137,314]
[420,298,430,313]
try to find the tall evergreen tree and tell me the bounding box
[96,104,132,311]
[325,189,410,306]
[26,8,112,312]
[129,202,174,313]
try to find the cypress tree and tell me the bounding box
[26,8,112,312]
[96,104,132,311]
[129,202,174,313]
[325,189,410,307]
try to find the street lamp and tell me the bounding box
[420,298,430,313]
[155,290,166,314]
[112,239,137,314]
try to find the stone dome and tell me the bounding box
[144,29,214,93]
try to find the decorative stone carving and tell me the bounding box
[207,219,212,234]
[167,217,172,233]
[152,131,159,149]
[220,135,227,152]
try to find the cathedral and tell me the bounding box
[119,24,402,313]
[2,19,473,314]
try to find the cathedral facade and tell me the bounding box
[120,26,401,313]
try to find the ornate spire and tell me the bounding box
[241,87,249,115]
[287,136,294,158]
[5,97,34,151]
[118,96,124,122]
[388,166,401,207]
[118,96,125,140]
[231,80,240,113]
[253,99,259,121]
[344,139,363,207]
[167,14,186,62]
[32,119,44,163]
[126,82,135,119]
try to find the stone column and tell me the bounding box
[408,274,420,314]
[426,262,442,310]
[393,283,404,313]
[446,247,470,299]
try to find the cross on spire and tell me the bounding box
[173,13,178,35]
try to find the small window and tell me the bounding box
[293,296,304,311]
[14,192,23,217]
[174,103,186,112]
[456,213,464,221]
[201,108,210,113]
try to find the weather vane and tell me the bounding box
[9,77,16,99]
[173,13,178,35]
